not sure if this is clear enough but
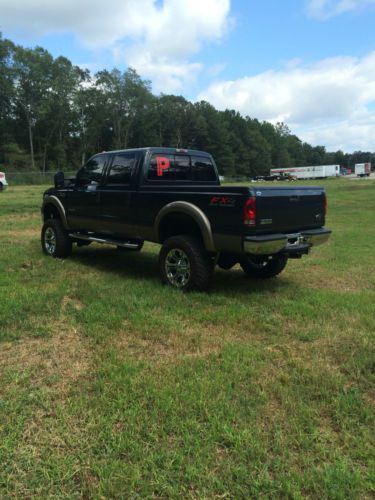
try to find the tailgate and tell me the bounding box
[253,186,326,233]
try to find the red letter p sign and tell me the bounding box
[156,156,170,177]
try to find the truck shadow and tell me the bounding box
[71,246,286,296]
[71,246,161,284]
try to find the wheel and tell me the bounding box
[41,218,72,258]
[240,254,288,279]
[117,240,144,252]
[159,235,214,292]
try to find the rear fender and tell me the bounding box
[155,201,215,252]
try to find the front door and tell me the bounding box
[65,153,108,231]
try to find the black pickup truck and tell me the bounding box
[41,147,331,291]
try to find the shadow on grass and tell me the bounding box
[71,246,160,284]
[70,245,286,297]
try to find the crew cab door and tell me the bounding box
[96,151,139,237]
[65,153,108,230]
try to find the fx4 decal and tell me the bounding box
[209,196,235,207]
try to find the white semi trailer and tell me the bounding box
[355,163,371,177]
[270,165,340,179]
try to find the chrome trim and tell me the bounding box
[42,195,69,229]
[244,228,331,255]
[155,201,215,252]
[164,248,191,288]
[301,228,331,246]
[285,233,307,248]
[244,235,287,255]
[69,233,140,249]
[44,227,57,255]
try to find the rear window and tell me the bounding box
[191,156,217,181]
[147,154,216,182]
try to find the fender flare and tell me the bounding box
[41,195,69,229]
[155,201,215,252]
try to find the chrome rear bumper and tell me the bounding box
[243,228,331,255]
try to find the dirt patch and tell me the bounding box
[112,321,250,362]
[291,264,363,293]
[61,295,85,311]
[4,228,40,238]
[0,327,90,396]
[364,389,375,408]
[0,323,92,467]
[1,213,39,221]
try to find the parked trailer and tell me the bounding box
[270,165,340,180]
[355,163,371,177]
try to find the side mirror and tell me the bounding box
[86,181,99,192]
[54,171,65,188]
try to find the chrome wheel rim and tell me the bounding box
[44,227,56,255]
[165,248,191,288]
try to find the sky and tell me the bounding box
[1,0,375,152]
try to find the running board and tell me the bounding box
[69,233,140,249]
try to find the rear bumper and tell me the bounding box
[243,228,331,255]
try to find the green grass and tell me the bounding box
[0,179,374,498]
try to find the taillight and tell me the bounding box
[243,196,256,226]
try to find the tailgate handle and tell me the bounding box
[289,196,300,202]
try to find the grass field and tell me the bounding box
[0,179,374,498]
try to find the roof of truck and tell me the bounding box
[96,147,212,157]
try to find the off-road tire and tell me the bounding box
[41,218,72,258]
[240,254,288,279]
[159,235,214,292]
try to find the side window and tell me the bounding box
[147,154,191,181]
[77,155,107,187]
[191,156,216,181]
[107,153,136,185]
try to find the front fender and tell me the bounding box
[41,195,69,229]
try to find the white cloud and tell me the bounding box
[1,0,231,92]
[206,63,226,78]
[299,115,375,151]
[307,0,375,19]
[197,52,375,151]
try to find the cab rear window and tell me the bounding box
[147,154,216,182]
[191,156,217,181]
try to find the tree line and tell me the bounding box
[1,34,373,177]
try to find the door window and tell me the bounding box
[76,154,107,187]
[106,153,136,185]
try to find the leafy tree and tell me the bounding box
[95,68,152,149]
[12,44,54,168]
[0,34,373,177]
